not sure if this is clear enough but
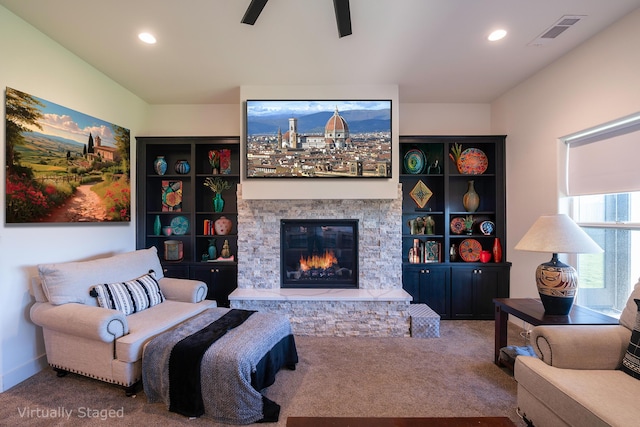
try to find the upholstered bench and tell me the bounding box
[409,303,440,338]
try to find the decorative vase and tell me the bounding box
[492,237,502,263]
[214,216,232,235]
[208,239,217,260]
[480,250,492,263]
[535,254,578,315]
[450,244,458,262]
[213,193,225,212]
[221,239,231,258]
[153,156,167,175]
[462,180,480,212]
[153,215,162,236]
[174,160,190,174]
[162,226,173,236]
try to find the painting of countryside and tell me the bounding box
[5,87,130,223]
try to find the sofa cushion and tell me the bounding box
[39,247,165,305]
[116,299,217,363]
[622,299,640,379]
[620,278,640,330]
[92,273,165,316]
[516,356,640,427]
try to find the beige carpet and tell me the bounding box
[0,320,528,426]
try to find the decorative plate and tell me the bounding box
[409,180,433,209]
[450,217,466,235]
[479,220,495,235]
[459,238,482,262]
[457,148,488,175]
[404,149,426,174]
[170,215,189,235]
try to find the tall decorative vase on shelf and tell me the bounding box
[153,214,162,236]
[208,239,217,260]
[463,180,480,212]
[493,237,503,263]
[213,193,225,212]
[153,156,167,175]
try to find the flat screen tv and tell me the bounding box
[245,99,392,178]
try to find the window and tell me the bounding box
[564,113,640,317]
[570,192,640,317]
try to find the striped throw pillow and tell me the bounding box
[92,273,165,316]
[622,299,640,380]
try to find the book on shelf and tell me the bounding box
[409,239,441,263]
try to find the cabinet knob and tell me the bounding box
[420,269,430,274]
[163,268,168,273]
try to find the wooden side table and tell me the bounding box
[493,298,618,367]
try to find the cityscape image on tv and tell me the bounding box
[245,100,391,178]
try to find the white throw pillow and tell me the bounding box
[39,247,164,305]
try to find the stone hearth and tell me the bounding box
[230,184,411,337]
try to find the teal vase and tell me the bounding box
[208,239,217,260]
[213,193,224,212]
[153,215,162,236]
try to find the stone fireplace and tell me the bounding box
[229,184,411,337]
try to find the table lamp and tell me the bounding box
[514,214,603,315]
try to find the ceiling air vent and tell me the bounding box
[528,15,586,46]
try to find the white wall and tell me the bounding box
[0,7,149,391]
[492,8,640,300]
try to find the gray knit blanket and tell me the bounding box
[142,307,295,424]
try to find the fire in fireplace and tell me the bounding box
[280,219,358,288]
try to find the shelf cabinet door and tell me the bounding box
[189,264,237,308]
[403,264,450,319]
[451,265,510,319]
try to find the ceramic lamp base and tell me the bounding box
[535,254,578,315]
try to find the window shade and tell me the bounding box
[566,117,640,196]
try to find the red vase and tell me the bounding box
[492,238,503,263]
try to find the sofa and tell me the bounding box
[514,279,640,426]
[30,247,217,394]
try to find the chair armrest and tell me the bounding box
[531,324,630,369]
[30,302,128,342]
[158,277,209,303]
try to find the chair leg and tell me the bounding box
[54,368,68,377]
[124,382,139,397]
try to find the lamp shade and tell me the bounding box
[514,214,602,254]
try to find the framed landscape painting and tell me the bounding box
[5,87,130,223]
[245,99,392,178]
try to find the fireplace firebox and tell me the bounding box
[281,219,358,288]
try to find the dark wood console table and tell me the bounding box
[493,298,618,366]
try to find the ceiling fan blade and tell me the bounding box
[241,0,269,25]
[333,0,352,37]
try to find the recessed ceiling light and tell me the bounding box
[138,32,157,44]
[488,29,507,42]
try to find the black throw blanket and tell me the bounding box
[168,309,256,417]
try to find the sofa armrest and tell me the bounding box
[30,302,128,342]
[531,324,630,369]
[158,277,209,304]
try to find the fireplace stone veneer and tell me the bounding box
[231,184,411,336]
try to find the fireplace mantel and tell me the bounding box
[229,288,411,302]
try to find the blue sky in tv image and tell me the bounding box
[245,100,391,178]
[246,100,391,117]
